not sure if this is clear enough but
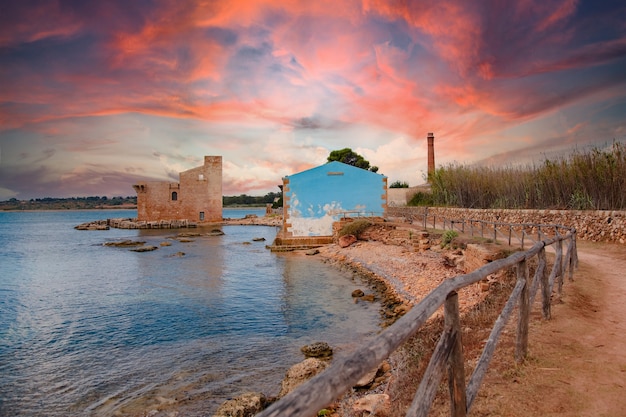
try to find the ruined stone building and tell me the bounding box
[133,156,222,223]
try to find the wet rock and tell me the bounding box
[160,241,172,246]
[278,358,330,397]
[352,289,365,297]
[177,232,201,238]
[104,239,145,247]
[130,245,158,252]
[306,248,320,255]
[252,237,266,242]
[75,221,110,230]
[213,392,268,417]
[301,341,333,359]
[206,229,225,236]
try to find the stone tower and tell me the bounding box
[427,132,435,180]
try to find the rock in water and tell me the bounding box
[352,289,365,297]
[130,245,158,252]
[300,341,333,358]
[278,358,330,397]
[213,392,268,417]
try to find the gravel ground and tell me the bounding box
[317,240,489,313]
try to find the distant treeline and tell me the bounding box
[1,192,283,210]
[223,192,282,207]
[0,196,138,211]
[411,141,626,210]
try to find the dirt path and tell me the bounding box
[468,241,626,416]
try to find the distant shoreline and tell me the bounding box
[0,206,138,212]
[0,205,272,212]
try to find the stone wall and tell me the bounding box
[388,207,626,245]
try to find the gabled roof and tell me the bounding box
[286,161,386,179]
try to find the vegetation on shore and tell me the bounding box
[424,141,626,210]
[0,193,283,211]
[0,196,137,211]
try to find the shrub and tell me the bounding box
[338,219,372,237]
[390,180,409,188]
[441,230,459,248]
[408,191,433,206]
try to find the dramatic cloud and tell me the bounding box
[0,0,625,199]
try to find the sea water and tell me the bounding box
[0,210,382,416]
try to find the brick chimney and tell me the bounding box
[427,132,435,180]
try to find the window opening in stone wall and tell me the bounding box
[199,174,204,180]
[199,211,205,221]
[171,191,178,201]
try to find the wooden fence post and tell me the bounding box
[538,247,551,319]
[515,258,530,362]
[445,291,467,417]
[556,239,564,297]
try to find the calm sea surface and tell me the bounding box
[0,209,382,416]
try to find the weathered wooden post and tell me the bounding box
[556,238,564,296]
[515,258,530,362]
[445,291,467,417]
[539,247,551,319]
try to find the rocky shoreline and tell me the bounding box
[210,219,495,417]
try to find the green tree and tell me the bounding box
[327,148,378,172]
[389,180,409,188]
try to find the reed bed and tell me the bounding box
[427,141,626,210]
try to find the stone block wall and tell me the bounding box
[134,156,222,223]
[388,207,626,245]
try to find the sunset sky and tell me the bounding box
[1,0,625,200]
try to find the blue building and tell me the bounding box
[281,161,387,239]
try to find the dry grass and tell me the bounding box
[386,267,518,416]
[429,141,626,210]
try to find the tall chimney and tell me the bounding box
[427,132,435,181]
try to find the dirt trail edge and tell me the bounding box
[466,241,626,417]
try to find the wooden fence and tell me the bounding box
[257,215,577,417]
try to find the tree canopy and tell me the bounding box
[327,148,379,172]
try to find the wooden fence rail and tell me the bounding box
[257,215,577,417]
